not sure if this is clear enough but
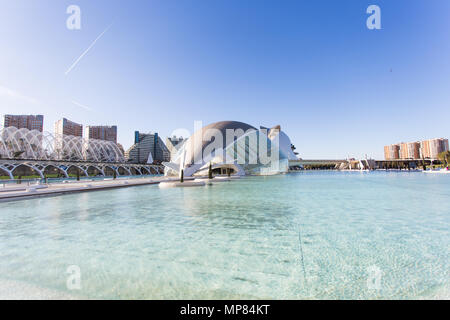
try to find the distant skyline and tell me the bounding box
[1,0,449,159]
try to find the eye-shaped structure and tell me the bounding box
[163,121,297,177]
[0,126,125,162]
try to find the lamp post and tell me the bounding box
[208,162,213,179]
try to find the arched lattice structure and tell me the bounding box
[0,126,125,162]
[0,127,166,179]
[0,159,164,179]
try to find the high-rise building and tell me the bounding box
[420,138,449,159]
[386,138,448,160]
[399,143,408,159]
[54,118,83,155]
[85,125,117,143]
[384,144,400,160]
[399,142,420,159]
[420,140,430,159]
[125,131,170,164]
[166,136,185,160]
[3,114,44,132]
[54,118,83,137]
[406,142,421,159]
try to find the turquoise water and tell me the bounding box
[0,172,448,299]
[1,174,162,186]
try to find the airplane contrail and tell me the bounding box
[65,24,113,76]
[71,100,94,111]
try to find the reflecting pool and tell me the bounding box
[0,172,448,299]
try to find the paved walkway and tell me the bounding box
[0,176,195,202]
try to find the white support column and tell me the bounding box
[58,165,70,178]
[123,166,132,176]
[0,165,14,179]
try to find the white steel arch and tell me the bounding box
[0,127,125,162]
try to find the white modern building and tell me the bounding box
[162,121,297,177]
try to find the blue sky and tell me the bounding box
[0,0,449,159]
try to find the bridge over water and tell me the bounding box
[290,159,348,166]
[0,159,164,179]
[0,127,165,179]
[289,158,439,170]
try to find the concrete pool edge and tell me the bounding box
[0,175,243,202]
[0,177,178,202]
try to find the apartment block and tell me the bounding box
[85,125,117,143]
[54,118,83,137]
[398,142,420,159]
[420,138,449,159]
[384,144,400,160]
[386,138,448,160]
[4,114,44,132]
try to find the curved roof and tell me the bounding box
[272,130,298,160]
[183,121,257,165]
[201,121,257,138]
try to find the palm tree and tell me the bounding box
[291,144,299,155]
